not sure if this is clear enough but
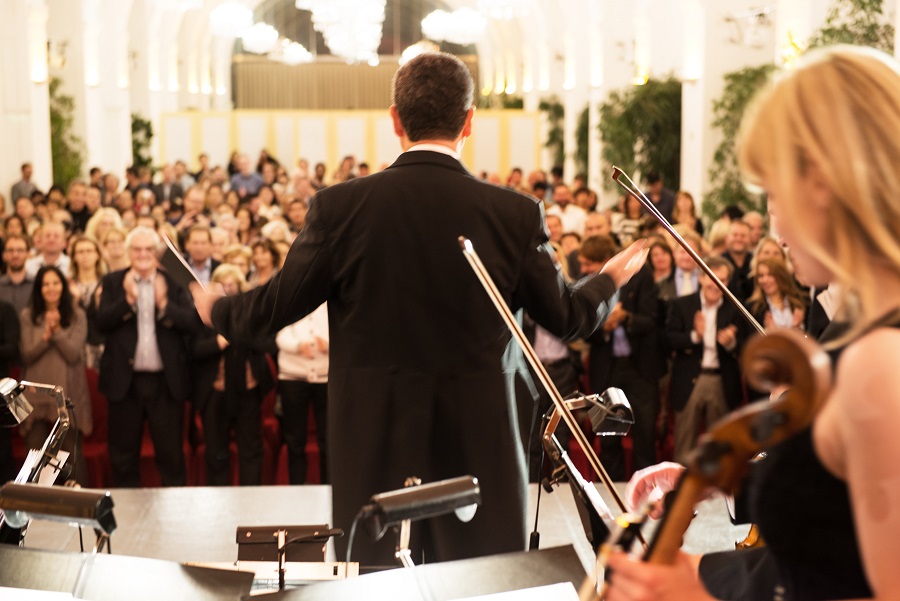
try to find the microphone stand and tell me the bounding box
[275,527,344,590]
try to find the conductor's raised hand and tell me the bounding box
[601,239,649,288]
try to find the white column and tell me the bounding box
[0,0,52,207]
[560,0,586,182]
[586,0,604,193]
[178,7,209,111]
[679,0,706,199]
[211,35,236,111]
[47,0,133,178]
[138,3,187,162]
[678,0,773,204]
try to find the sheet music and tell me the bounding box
[15,449,68,485]
[159,232,206,292]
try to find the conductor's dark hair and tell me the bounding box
[391,52,474,142]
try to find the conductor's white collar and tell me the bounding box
[406,143,460,160]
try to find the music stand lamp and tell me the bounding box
[358,475,481,568]
[0,482,116,553]
[0,377,71,484]
[1,377,111,552]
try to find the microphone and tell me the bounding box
[360,475,481,540]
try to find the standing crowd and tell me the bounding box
[0,150,802,490]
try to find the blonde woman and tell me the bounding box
[608,45,900,601]
[84,207,122,243]
[101,228,130,272]
[745,258,806,330]
[749,235,791,276]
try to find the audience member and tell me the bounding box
[222,244,252,280]
[10,163,39,212]
[672,190,704,236]
[96,226,199,487]
[235,206,257,245]
[721,220,754,300]
[581,235,662,479]
[658,229,703,302]
[192,264,273,485]
[84,207,123,244]
[285,199,307,235]
[648,237,674,285]
[249,238,279,287]
[230,154,264,200]
[67,235,106,369]
[25,221,70,279]
[184,225,219,286]
[547,183,587,236]
[742,210,766,247]
[612,194,645,248]
[545,214,563,244]
[66,180,92,234]
[100,228,129,272]
[749,236,789,276]
[643,171,675,222]
[276,302,329,484]
[0,235,33,314]
[19,265,91,486]
[666,257,745,464]
[746,258,807,330]
[4,215,26,239]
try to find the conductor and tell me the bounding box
[192,52,647,566]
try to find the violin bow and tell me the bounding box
[612,167,765,336]
[457,237,637,525]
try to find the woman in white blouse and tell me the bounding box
[275,303,329,484]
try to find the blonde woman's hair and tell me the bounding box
[749,236,790,276]
[739,45,900,337]
[707,219,730,251]
[210,263,248,292]
[84,207,123,241]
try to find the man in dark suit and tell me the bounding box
[666,257,745,464]
[183,225,220,287]
[96,226,199,487]
[152,164,184,209]
[192,52,647,566]
[643,170,675,223]
[581,235,663,480]
[721,220,754,301]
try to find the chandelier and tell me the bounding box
[296,0,386,64]
[477,0,531,20]
[421,8,486,46]
[241,22,280,55]
[209,1,253,38]
[273,40,314,66]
